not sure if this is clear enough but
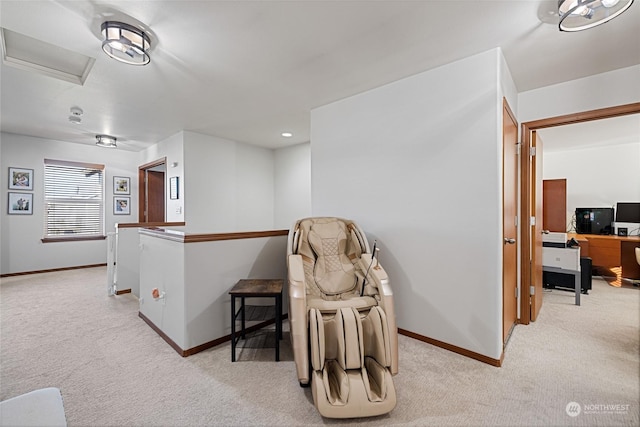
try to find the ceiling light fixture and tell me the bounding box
[96,134,117,148]
[101,21,150,65]
[558,0,634,31]
[281,132,293,138]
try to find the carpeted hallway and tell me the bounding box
[1,267,638,426]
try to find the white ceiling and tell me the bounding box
[1,1,639,151]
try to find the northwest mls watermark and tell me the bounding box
[566,401,631,417]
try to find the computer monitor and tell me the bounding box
[575,208,614,235]
[615,202,640,223]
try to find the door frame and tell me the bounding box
[519,102,640,324]
[138,157,166,223]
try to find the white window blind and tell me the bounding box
[44,159,105,238]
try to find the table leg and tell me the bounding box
[575,271,581,306]
[275,294,281,361]
[241,297,246,339]
[231,296,236,362]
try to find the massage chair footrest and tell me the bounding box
[311,367,396,418]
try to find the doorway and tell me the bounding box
[138,158,166,223]
[519,102,640,324]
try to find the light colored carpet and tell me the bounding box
[1,268,638,426]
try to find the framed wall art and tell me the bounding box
[113,176,130,195]
[8,192,33,215]
[170,176,179,200]
[8,167,34,190]
[114,197,131,215]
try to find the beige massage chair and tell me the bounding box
[287,217,398,418]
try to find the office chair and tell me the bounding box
[287,217,398,418]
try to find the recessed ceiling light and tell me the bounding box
[281,132,293,138]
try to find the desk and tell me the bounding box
[569,234,640,279]
[229,279,283,362]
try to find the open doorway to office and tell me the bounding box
[519,102,640,325]
[138,158,166,223]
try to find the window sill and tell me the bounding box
[41,235,106,243]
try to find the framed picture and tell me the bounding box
[114,197,131,215]
[170,176,179,200]
[8,167,34,190]
[113,176,130,195]
[8,192,33,215]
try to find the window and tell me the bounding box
[43,159,105,241]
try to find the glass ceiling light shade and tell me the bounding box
[559,0,634,31]
[96,135,117,148]
[101,21,150,65]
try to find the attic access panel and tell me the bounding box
[1,27,95,85]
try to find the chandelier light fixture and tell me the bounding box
[101,21,150,65]
[96,134,117,148]
[558,0,634,31]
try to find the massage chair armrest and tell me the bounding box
[358,253,389,289]
[358,253,398,375]
[288,254,310,384]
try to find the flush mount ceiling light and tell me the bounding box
[558,0,634,31]
[281,132,293,138]
[101,21,150,65]
[96,134,117,148]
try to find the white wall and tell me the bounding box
[139,232,287,351]
[183,131,274,233]
[274,142,311,229]
[0,132,139,274]
[543,142,640,231]
[518,65,640,123]
[311,49,509,360]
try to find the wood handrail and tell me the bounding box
[116,221,186,229]
[139,228,288,243]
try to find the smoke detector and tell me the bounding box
[68,106,83,124]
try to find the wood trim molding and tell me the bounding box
[398,328,503,367]
[524,102,640,130]
[138,157,167,170]
[139,311,288,357]
[139,228,288,243]
[520,126,532,325]
[138,311,184,356]
[44,158,105,170]
[0,263,107,278]
[41,235,107,243]
[183,229,288,243]
[116,221,185,229]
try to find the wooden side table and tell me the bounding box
[229,279,283,362]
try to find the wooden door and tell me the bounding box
[543,179,567,232]
[530,131,544,321]
[502,99,518,343]
[138,158,166,223]
[146,170,165,222]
